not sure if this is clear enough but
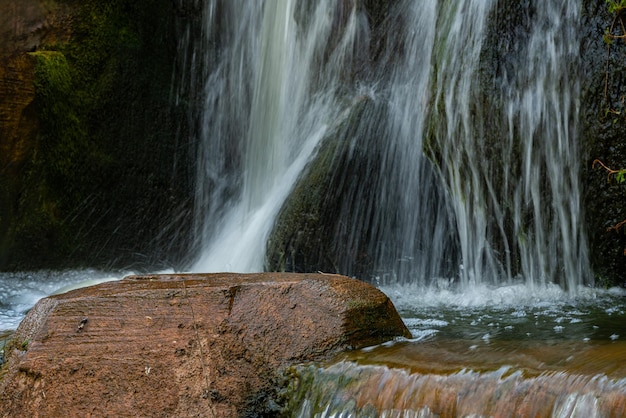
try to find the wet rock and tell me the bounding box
[580,0,626,285]
[0,273,410,417]
[0,0,72,269]
[0,1,73,59]
[0,52,39,264]
[0,0,193,272]
[266,97,387,279]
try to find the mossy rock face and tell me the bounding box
[0,0,194,271]
[266,97,389,279]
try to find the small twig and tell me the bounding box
[607,218,626,232]
[182,280,216,418]
[593,159,621,182]
[609,33,626,39]
[317,271,342,276]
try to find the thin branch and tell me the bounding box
[593,159,622,182]
[607,218,626,232]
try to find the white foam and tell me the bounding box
[0,270,128,332]
[380,282,601,311]
[403,318,449,328]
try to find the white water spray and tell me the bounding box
[184,0,591,290]
[188,0,366,272]
[431,0,589,290]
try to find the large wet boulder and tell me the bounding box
[266,91,458,283]
[0,273,410,417]
[266,97,389,279]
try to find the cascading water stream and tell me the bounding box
[430,0,590,291]
[507,2,590,291]
[184,0,369,273]
[364,0,458,285]
[185,0,591,291]
[289,360,626,417]
[431,0,499,287]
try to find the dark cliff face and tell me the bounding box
[0,0,195,271]
[580,0,626,285]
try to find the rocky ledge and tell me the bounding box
[0,273,410,417]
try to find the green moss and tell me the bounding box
[31,51,72,97]
[31,51,87,185]
[62,1,139,111]
[19,339,30,351]
[2,0,190,270]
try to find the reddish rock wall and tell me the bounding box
[0,273,410,417]
[0,0,73,174]
[0,0,75,268]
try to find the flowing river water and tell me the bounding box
[287,285,626,417]
[2,1,626,416]
[1,273,625,417]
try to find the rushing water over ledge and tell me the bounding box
[288,288,626,417]
[290,356,626,417]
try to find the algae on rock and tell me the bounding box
[0,0,193,271]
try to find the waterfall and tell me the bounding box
[177,0,368,272]
[430,0,499,287]
[180,0,591,290]
[430,1,590,290]
[364,0,458,285]
[507,2,590,291]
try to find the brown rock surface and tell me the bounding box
[0,272,410,417]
